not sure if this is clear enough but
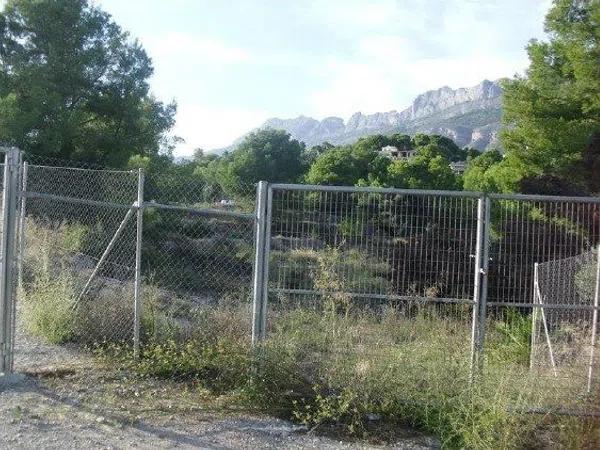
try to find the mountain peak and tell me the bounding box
[221,79,503,153]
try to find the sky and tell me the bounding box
[94,0,553,156]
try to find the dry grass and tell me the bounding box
[19,220,600,449]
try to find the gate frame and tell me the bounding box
[0,147,22,374]
[250,182,487,378]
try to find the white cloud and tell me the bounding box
[309,61,398,118]
[306,0,549,120]
[172,103,269,156]
[97,0,553,149]
[144,32,252,65]
[309,0,401,29]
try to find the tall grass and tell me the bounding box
[20,220,599,448]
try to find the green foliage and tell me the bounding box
[271,247,391,299]
[574,252,598,300]
[0,0,176,165]
[22,273,76,344]
[200,129,305,195]
[60,223,89,252]
[386,152,460,190]
[266,304,553,449]
[305,145,382,186]
[500,0,600,191]
[185,130,472,195]
[486,309,533,366]
[303,141,334,167]
[137,339,250,394]
[292,387,361,433]
[462,149,504,192]
[410,134,468,162]
[306,133,465,189]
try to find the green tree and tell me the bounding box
[305,133,470,189]
[305,144,389,186]
[303,141,334,167]
[462,150,504,192]
[500,0,600,190]
[411,134,468,161]
[203,129,305,194]
[0,0,176,166]
[386,153,459,190]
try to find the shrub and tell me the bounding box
[136,339,250,394]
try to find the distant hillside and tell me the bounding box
[218,79,504,153]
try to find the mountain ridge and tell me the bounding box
[217,79,504,153]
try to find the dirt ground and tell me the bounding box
[0,317,439,450]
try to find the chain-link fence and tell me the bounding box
[15,162,139,370]
[11,154,256,372]
[1,151,598,416]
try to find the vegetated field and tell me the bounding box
[13,217,600,449]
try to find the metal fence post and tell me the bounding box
[587,243,600,393]
[530,263,540,371]
[133,168,145,359]
[0,148,21,374]
[260,185,273,339]
[17,162,28,292]
[470,196,485,382]
[252,181,268,346]
[476,195,491,372]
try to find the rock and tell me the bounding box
[220,79,505,152]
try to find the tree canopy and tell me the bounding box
[305,132,468,189]
[0,0,176,166]
[386,152,460,190]
[199,128,306,195]
[462,149,504,192]
[497,0,600,192]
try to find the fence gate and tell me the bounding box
[252,183,484,384]
[8,153,257,374]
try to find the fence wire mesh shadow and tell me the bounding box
[2,151,599,417]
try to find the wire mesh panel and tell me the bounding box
[138,171,256,352]
[485,195,600,411]
[262,185,480,405]
[14,165,139,371]
[533,252,598,394]
[139,205,255,348]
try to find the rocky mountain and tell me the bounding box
[221,79,504,152]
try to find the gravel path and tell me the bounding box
[0,376,438,450]
[0,307,439,449]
